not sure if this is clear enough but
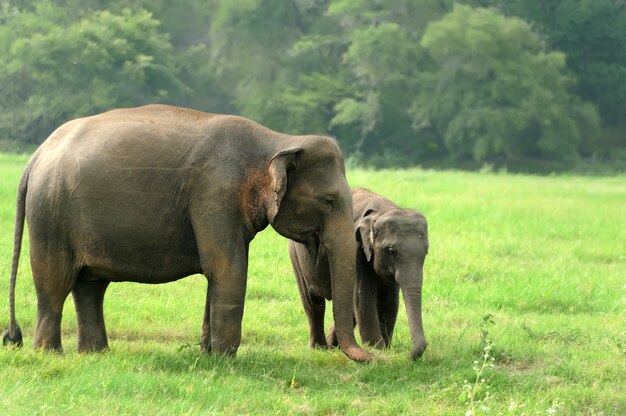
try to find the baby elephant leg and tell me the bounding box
[304,292,329,348]
[377,285,400,348]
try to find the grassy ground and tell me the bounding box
[0,152,624,415]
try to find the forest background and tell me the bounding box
[1,0,625,172]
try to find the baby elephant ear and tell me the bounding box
[355,209,379,262]
[267,147,303,223]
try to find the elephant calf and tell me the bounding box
[289,188,429,360]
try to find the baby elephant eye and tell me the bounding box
[319,197,334,213]
[384,246,397,255]
[417,232,424,239]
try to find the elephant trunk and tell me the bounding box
[323,211,372,363]
[398,266,427,360]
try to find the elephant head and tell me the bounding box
[357,208,429,359]
[264,136,371,363]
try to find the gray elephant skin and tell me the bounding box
[2,104,372,363]
[289,188,428,360]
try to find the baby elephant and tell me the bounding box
[289,188,429,360]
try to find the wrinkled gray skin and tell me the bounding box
[290,188,428,360]
[2,105,371,363]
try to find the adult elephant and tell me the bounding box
[290,188,428,360]
[2,104,371,363]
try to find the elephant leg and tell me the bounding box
[305,293,328,348]
[326,324,338,348]
[291,248,328,348]
[195,227,249,356]
[34,304,64,352]
[355,276,384,348]
[208,260,247,356]
[191,212,251,356]
[377,284,399,348]
[326,316,356,348]
[72,277,109,352]
[31,243,77,352]
[200,281,211,353]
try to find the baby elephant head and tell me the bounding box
[357,209,429,278]
[356,208,429,359]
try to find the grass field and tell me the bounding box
[0,152,624,415]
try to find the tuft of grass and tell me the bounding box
[1,155,625,414]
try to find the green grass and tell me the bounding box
[1,153,624,415]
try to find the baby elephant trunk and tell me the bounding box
[398,267,427,360]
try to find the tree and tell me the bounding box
[411,4,600,162]
[0,0,619,167]
[0,2,186,143]
[462,0,626,157]
[206,0,323,127]
[308,0,450,162]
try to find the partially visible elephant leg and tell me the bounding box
[31,242,76,352]
[326,324,337,347]
[72,277,109,352]
[295,270,328,348]
[326,316,356,348]
[291,257,328,348]
[200,281,211,353]
[377,284,399,348]
[304,293,328,348]
[34,303,64,352]
[355,276,385,348]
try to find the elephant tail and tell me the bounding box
[3,170,28,348]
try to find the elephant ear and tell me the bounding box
[267,147,303,223]
[355,209,379,262]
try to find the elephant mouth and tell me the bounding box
[304,229,320,247]
[286,228,319,246]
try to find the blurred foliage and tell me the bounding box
[0,3,185,143]
[412,4,600,162]
[0,0,624,169]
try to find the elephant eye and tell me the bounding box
[417,232,424,239]
[320,197,334,213]
[384,246,397,255]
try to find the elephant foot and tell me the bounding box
[77,325,109,353]
[34,342,64,353]
[210,340,239,357]
[77,341,109,353]
[2,325,23,348]
[342,346,373,363]
[311,340,329,349]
